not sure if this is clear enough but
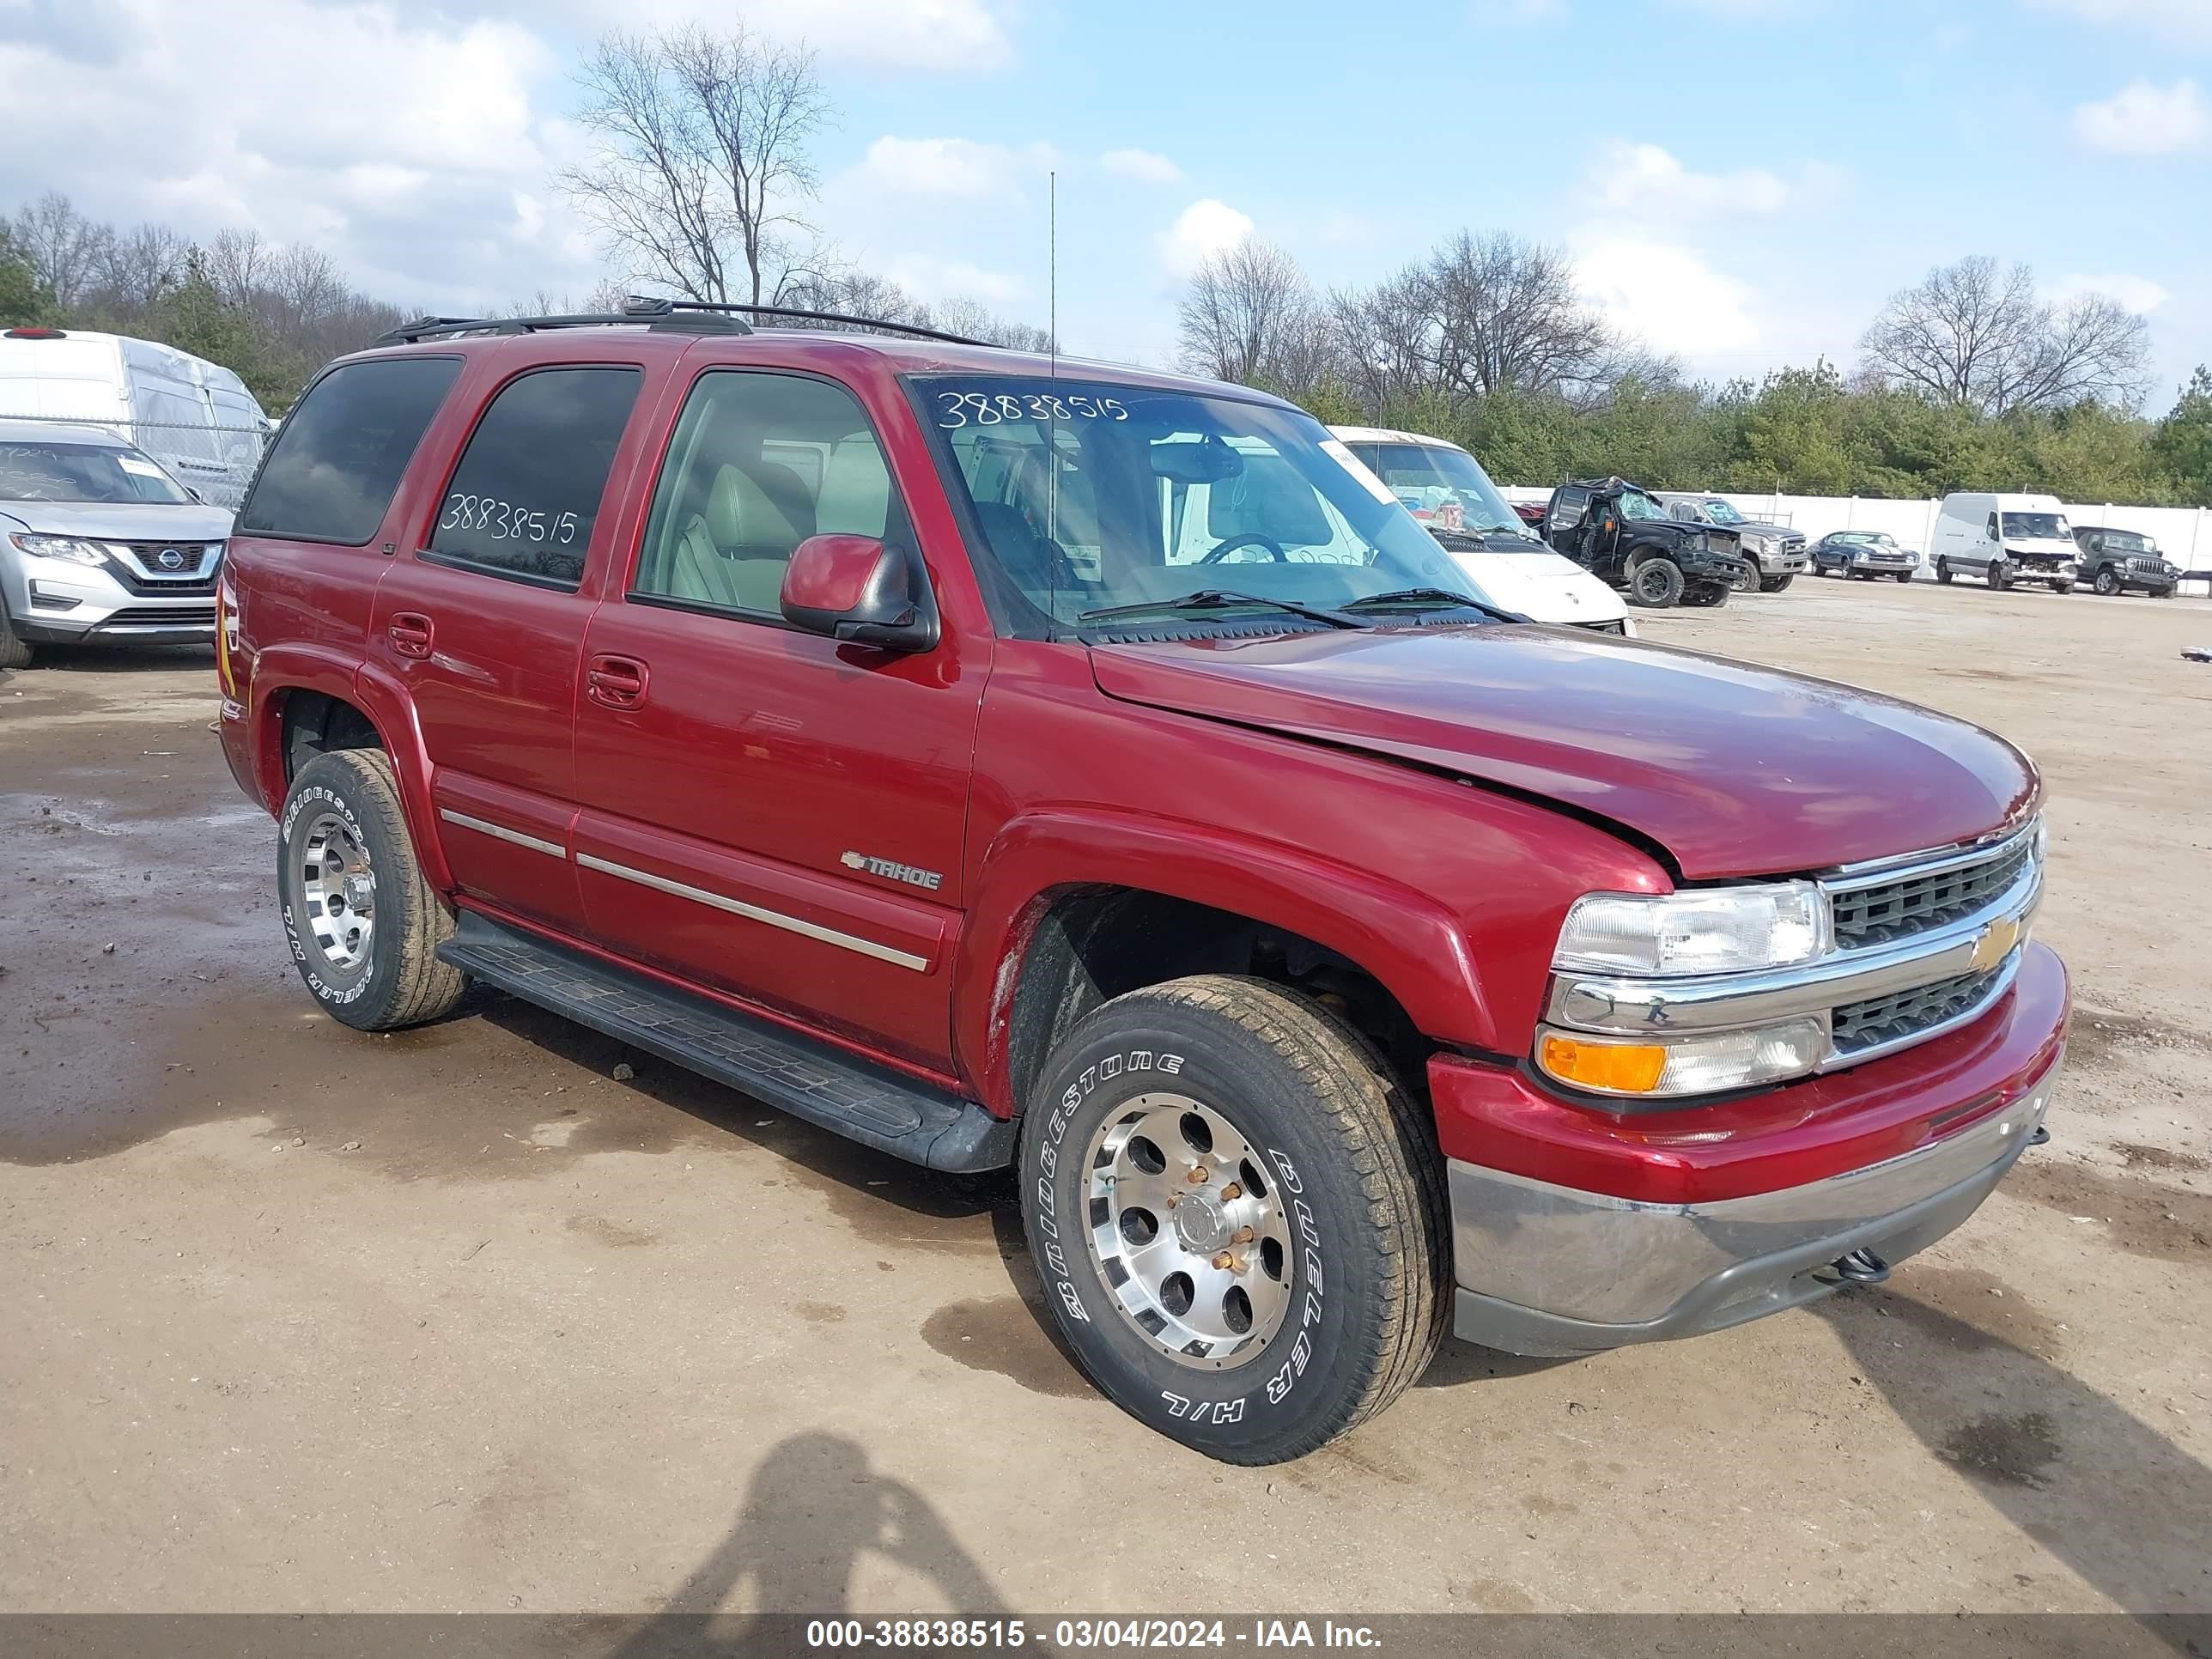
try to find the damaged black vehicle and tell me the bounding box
[1541,477,1754,609]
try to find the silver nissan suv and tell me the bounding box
[0,418,233,667]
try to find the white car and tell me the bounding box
[0,419,233,667]
[1328,425,1636,635]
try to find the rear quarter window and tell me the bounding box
[238,356,461,544]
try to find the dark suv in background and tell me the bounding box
[1543,477,1753,607]
[2069,526,2177,598]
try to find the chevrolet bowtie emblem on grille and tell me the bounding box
[1970,915,2021,975]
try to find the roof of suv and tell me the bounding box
[0,416,135,448]
[351,324,1285,407]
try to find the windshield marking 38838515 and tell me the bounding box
[915,375,1504,639]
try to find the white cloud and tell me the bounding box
[1585,141,1798,219]
[2047,273,2172,315]
[716,0,1012,70]
[1576,238,1760,357]
[1100,148,1183,185]
[1468,0,1564,23]
[2027,0,2212,45]
[1156,198,1254,278]
[847,137,1030,200]
[2071,79,2210,156]
[882,252,1028,306]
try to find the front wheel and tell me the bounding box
[1988,562,2011,591]
[0,609,33,671]
[1019,975,1448,1464]
[278,748,467,1031]
[1627,556,1685,608]
[1681,580,1730,607]
[2053,581,2075,595]
[1759,573,1796,593]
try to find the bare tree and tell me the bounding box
[205,228,271,309]
[1860,257,2151,416]
[1330,265,1436,408]
[9,191,110,307]
[1176,236,1322,389]
[1424,231,1616,402]
[88,222,189,316]
[925,295,1053,350]
[560,26,829,307]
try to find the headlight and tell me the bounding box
[1536,1018,1829,1097]
[9,532,111,567]
[1553,883,1831,977]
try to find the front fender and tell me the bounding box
[951,807,1494,1117]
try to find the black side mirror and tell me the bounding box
[780,534,937,652]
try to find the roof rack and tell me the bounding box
[371,295,998,351]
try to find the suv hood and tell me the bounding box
[1090,627,2037,880]
[0,500,235,541]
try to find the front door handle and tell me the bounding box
[586,653,649,711]
[388,612,434,659]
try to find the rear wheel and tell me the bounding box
[0,609,33,671]
[1936,560,1954,585]
[1627,556,1685,608]
[1019,975,1448,1464]
[278,748,466,1031]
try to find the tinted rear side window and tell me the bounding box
[426,367,643,590]
[238,356,460,544]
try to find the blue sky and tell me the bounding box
[2,0,2205,406]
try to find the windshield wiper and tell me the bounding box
[1077,589,1366,629]
[1338,587,1529,624]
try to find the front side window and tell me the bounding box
[0,440,190,505]
[240,356,460,544]
[916,376,1486,632]
[1357,441,1527,538]
[427,366,642,589]
[2000,512,2070,542]
[633,370,909,616]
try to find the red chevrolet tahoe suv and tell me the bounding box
[216,301,2067,1464]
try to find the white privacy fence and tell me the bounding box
[1497,486,2212,592]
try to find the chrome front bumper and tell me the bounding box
[1449,1064,2057,1357]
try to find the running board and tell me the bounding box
[437,912,1015,1172]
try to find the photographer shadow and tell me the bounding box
[608,1431,1010,1658]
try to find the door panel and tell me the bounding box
[369,357,651,938]
[569,367,985,1073]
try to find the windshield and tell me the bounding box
[0,440,191,505]
[2102,530,2153,554]
[1697,498,1746,525]
[1351,441,1528,538]
[1837,532,1895,547]
[2001,512,2071,542]
[917,377,1492,630]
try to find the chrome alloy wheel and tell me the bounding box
[1084,1093,1297,1370]
[299,811,376,975]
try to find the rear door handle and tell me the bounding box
[586,653,649,711]
[388,612,433,659]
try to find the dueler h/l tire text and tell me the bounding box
[1019,975,1449,1464]
[277,748,466,1031]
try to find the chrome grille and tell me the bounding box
[1828,833,2035,950]
[1832,964,2005,1057]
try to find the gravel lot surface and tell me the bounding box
[2,579,2207,1619]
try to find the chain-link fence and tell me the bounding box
[0,413,271,512]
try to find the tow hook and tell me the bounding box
[1827,1246,1892,1285]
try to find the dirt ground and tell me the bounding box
[2,578,2209,1620]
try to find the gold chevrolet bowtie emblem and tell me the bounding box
[1970,915,2021,975]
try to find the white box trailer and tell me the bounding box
[0,326,270,509]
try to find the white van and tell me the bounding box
[1328,426,1636,635]
[1929,492,2080,593]
[0,326,270,510]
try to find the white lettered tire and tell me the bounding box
[278,749,465,1031]
[1019,975,1448,1463]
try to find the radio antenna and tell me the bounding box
[1046,168,1060,624]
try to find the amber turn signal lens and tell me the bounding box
[1538,1033,1667,1094]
